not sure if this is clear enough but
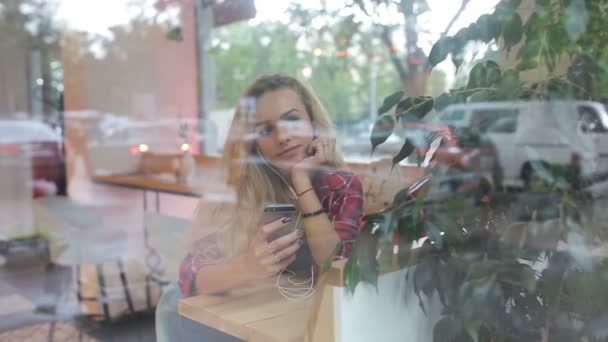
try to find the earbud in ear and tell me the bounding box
[254,144,269,165]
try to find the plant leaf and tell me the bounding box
[516,39,541,71]
[396,96,434,120]
[525,13,543,40]
[392,139,416,167]
[494,0,522,21]
[321,242,342,274]
[535,0,550,19]
[433,317,461,342]
[484,60,502,85]
[425,220,444,250]
[466,63,487,89]
[468,90,492,102]
[413,259,434,314]
[476,14,502,43]
[520,264,536,293]
[564,0,589,42]
[496,69,522,99]
[451,46,465,70]
[434,93,464,112]
[377,90,404,115]
[370,114,395,153]
[356,228,379,289]
[433,93,451,113]
[503,13,523,51]
[543,47,557,73]
[428,36,452,69]
[548,22,569,52]
[466,322,480,342]
[344,249,360,293]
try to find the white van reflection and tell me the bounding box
[429,101,608,188]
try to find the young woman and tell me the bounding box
[179,74,364,297]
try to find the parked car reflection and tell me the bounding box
[0,119,65,198]
[403,122,500,201]
[431,101,608,189]
[88,118,200,176]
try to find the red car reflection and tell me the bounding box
[0,120,65,198]
[404,122,501,193]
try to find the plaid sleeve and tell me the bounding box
[313,169,364,260]
[178,236,222,297]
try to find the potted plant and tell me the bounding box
[343,1,608,340]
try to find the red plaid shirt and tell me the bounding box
[178,169,364,297]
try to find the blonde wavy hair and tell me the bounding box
[187,74,345,259]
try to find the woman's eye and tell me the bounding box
[258,125,272,137]
[284,115,301,122]
[280,115,302,129]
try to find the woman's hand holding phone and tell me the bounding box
[241,217,302,280]
[292,137,338,184]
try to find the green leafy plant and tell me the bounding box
[345,0,608,340]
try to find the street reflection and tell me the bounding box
[1,0,608,341]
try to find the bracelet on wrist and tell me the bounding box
[302,207,327,218]
[296,187,314,197]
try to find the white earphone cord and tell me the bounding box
[276,213,315,302]
[257,149,315,301]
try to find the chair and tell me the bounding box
[144,212,190,341]
[33,196,161,321]
[151,200,244,342]
[143,211,191,284]
[155,282,183,342]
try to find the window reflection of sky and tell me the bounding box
[56,0,499,46]
[53,0,499,83]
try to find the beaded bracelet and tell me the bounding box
[302,208,327,218]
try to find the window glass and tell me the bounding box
[438,109,465,124]
[2,1,608,341]
[486,111,519,133]
[578,106,603,133]
[470,109,517,132]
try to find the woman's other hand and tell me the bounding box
[292,137,337,182]
[241,217,302,280]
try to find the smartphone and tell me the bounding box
[262,204,297,242]
[263,204,313,273]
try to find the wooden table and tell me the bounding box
[92,174,202,198]
[178,279,313,342]
[177,260,352,342]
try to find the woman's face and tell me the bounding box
[252,88,315,174]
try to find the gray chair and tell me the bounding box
[148,211,241,341]
[155,283,242,342]
[33,196,151,320]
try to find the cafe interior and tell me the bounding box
[2,0,608,341]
